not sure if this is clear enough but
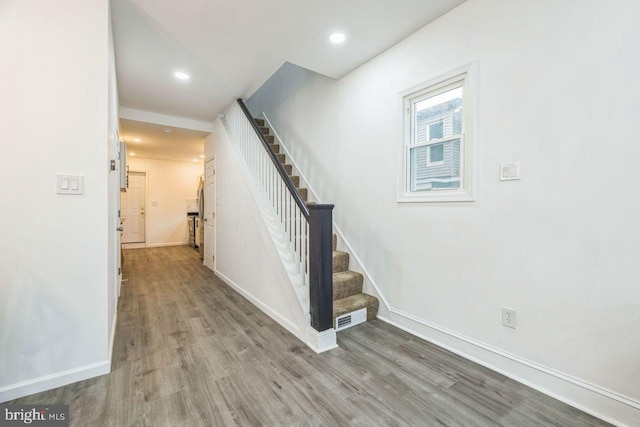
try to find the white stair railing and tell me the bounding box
[222,99,335,333]
[223,102,309,295]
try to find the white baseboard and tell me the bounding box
[214,269,305,342]
[0,361,111,403]
[145,242,188,248]
[121,242,145,249]
[378,313,639,427]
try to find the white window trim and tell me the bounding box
[397,62,478,203]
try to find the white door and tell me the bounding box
[121,171,146,243]
[204,158,215,269]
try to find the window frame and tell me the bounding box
[398,63,477,203]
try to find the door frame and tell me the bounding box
[204,156,216,271]
[121,170,149,248]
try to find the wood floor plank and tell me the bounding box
[8,246,612,427]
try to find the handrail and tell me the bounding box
[226,100,335,333]
[236,99,310,219]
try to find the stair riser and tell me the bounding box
[333,295,379,327]
[333,252,349,273]
[333,273,363,300]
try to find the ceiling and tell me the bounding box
[111,0,467,122]
[120,119,207,163]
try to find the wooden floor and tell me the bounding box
[12,246,610,426]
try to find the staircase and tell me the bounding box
[255,118,379,330]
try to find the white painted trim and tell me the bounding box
[108,310,118,366]
[378,314,636,427]
[145,242,188,248]
[204,156,216,272]
[214,269,304,341]
[121,242,145,249]
[306,327,338,353]
[0,361,110,403]
[119,107,214,133]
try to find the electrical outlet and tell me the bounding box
[502,308,517,329]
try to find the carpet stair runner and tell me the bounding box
[255,118,379,328]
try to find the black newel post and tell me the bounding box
[308,203,334,331]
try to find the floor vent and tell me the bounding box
[335,308,367,331]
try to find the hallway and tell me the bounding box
[11,246,609,426]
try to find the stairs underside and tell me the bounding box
[256,117,379,329]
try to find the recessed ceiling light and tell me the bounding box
[192,158,198,162]
[133,138,141,142]
[329,33,346,44]
[199,154,205,158]
[130,152,136,156]
[174,71,190,80]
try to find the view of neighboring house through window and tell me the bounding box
[408,83,463,192]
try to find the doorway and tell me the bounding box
[204,158,215,270]
[121,171,146,245]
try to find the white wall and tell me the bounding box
[0,0,111,401]
[204,118,310,344]
[246,0,640,424]
[127,157,203,247]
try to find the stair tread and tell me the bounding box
[333,293,379,320]
[334,270,362,281]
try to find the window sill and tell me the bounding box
[397,190,475,203]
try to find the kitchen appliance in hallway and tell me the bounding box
[187,197,199,249]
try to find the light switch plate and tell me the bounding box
[57,175,84,195]
[500,162,520,181]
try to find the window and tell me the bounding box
[428,121,444,140]
[427,143,444,165]
[399,64,475,202]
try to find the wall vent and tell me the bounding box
[335,308,367,331]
